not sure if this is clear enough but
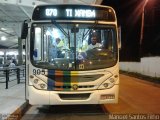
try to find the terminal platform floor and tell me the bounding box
[0,82,26,119]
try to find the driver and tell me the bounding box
[88,36,102,50]
[55,38,64,58]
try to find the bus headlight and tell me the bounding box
[34,79,39,84]
[39,83,46,89]
[98,77,117,89]
[32,78,47,90]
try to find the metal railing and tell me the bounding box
[0,65,25,89]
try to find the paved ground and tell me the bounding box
[0,82,25,120]
[22,105,108,120]
[21,74,160,120]
[104,74,160,114]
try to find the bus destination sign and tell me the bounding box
[32,5,116,21]
[46,8,95,18]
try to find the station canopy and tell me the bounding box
[0,0,102,48]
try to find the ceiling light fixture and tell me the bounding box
[1,36,7,41]
[1,28,6,31]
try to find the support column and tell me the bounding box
[4,50,7,65]
[18,37,23,65]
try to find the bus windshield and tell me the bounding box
[31,22,117,70]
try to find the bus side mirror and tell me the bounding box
[21,21,28,39]
[118,26,121,49]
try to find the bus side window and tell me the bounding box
[34,27,42,61]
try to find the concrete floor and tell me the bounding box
[104,74,160,114]
[21,74,160,120]
[0,83,25,120]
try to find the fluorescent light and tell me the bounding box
[1,28,6,31]
[52,28,59,38]
[35,27,41,34]
[23,51,25,55]
[1,36,6,41]
[0,51,4,55]
[6,51,18,55]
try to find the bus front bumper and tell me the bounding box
[28,85,119,105]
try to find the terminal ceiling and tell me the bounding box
[0,0,102,49]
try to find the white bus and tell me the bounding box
[21,4,121,105]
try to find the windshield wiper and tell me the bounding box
[51,20,70,39]
[51,20,71,48]
[82,20,98,42]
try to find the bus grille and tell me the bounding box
[54,85,95,90]
[46,74,104,91]
[47,74,103,83]
[59,93,91,100]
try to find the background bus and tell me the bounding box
[21,4,120,105]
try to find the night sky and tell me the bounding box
[102,0,160,61]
